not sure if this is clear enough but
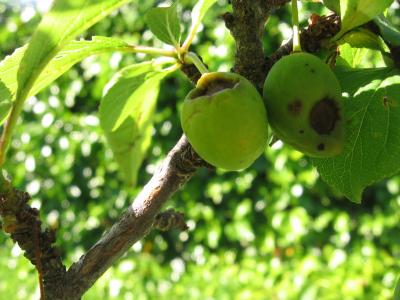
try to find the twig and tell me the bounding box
[154,209,189,232]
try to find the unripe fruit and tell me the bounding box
[181,72,269,171]
[263,52,345,157]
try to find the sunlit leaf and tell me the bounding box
[16,0,132,100]
[0,36,133,125]
[99,62,172,185]
[145,2,181,47]
[337,44,387,69]
[313,66,400,202]
[183,0,217,48]
[335,0,393,39]
[338,28,387,51]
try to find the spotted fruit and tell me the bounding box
[263,52,345,157]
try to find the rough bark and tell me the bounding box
[223,0,290,90]
[63,136,206,299]
[0,177,66,299]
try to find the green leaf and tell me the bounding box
[374,15,400,47]
[337,43,387,69]
[17,0,132,99]
[0,36,133,125]
[100,61,159,132]
[323,0,340,13]
[190,0,217,33]
[338,28,387,51]
[313,67,400,202]
[145,2,181,47]
[335,0,394,39]
[182,0,217,49]
[99,62,172,186]
[0,0,132,158]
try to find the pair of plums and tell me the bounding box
[180,52,345,171]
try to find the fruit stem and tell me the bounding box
[291,0,302,52]
[127,45,177,57]
[184,52,209,74]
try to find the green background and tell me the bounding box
[0,0,400,299]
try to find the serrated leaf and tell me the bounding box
[313,67,400,202]
[145,2,181,47]
[374,15,400,47]
[335,0,394,39]
[99,62,171,185]
[0,36,133,125]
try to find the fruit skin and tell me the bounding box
[181,72,269,171]
[263,52,345,157]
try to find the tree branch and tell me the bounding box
[223,0,290,90]
[64,135,207,299]
[0,175,66,299]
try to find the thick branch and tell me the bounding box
[64,135,206,299]
[223,0,290,89]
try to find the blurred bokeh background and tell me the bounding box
[1,0,400,299]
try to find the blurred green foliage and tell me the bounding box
[0,0,400,299]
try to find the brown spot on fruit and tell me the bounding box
[288,100,302,116]
[310,97,340,134]
[317,143,325,151]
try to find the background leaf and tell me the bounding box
[374,15,400,47]
[145,2,181,47]
[99,62,171,185]
[313,66,400,202]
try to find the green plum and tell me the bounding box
[181,72,269,171]
[263,52,345,157]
